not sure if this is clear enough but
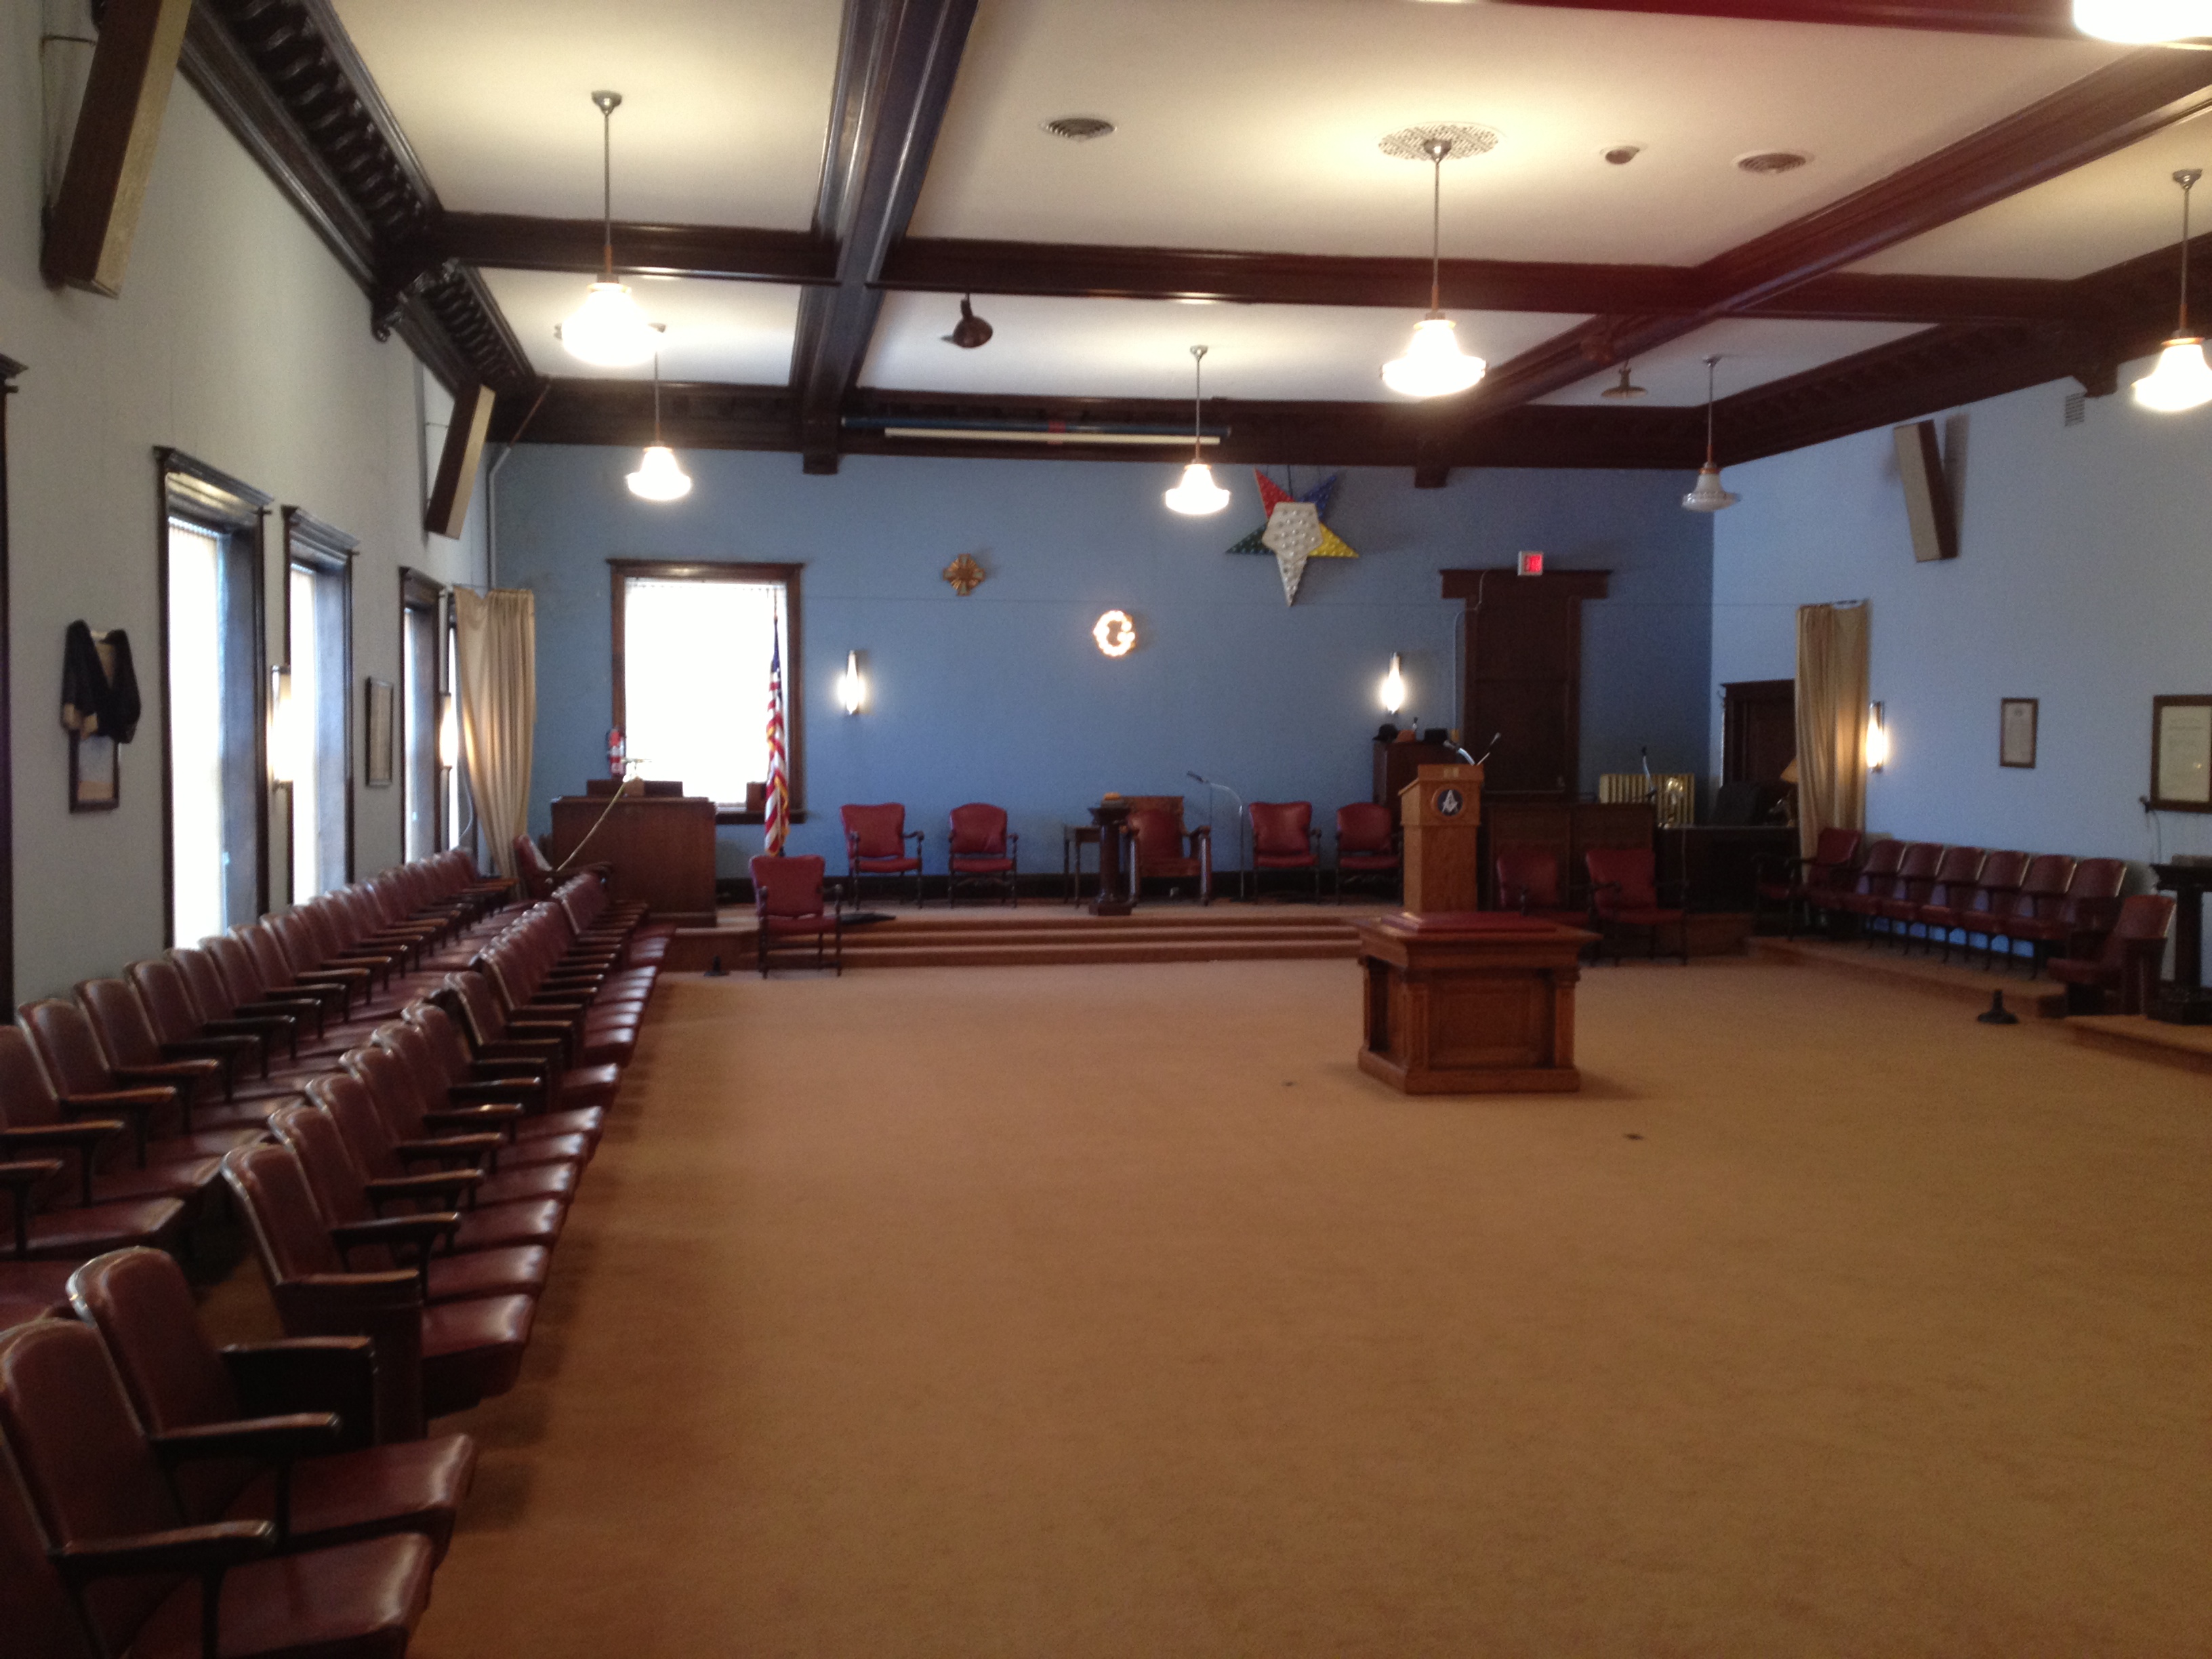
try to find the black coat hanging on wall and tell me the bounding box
[61,621,142,743]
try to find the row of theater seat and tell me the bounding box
[1766,834,2173,1006]
[0,850,670,1656]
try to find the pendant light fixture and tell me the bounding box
[2072,0,2212,41]
[626,346,692,501]
[1163,344,1231,515]
[2135,167,2212,413]
[1381,129,1490,399]
[558,91,658,369]
[1601,365,1647,400]
[1682,355,1740,513]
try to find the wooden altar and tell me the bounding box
[1355,912,1593,1094]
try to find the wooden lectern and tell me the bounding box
[1399,764,1483,914]
[548,789,717,926]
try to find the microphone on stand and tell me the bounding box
[1187,771,1246,900]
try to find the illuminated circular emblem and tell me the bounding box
[1093,609,1136,657]
[1435,786,1465,817]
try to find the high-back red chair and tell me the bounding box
[2050,891,2174,1014]
[1333,804,1399,900]
[751,855,843,976]
[946,804,1018,907]
[1248,802,1320,901]
[842,804,924,906]
[1584,846,1688,964]
[1125,798,1212,904]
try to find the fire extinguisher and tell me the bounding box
[607,729,626,779]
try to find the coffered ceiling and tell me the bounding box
[174,0,2212,474]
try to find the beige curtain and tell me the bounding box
[453,587,536,880]
[1794,602,1869,860]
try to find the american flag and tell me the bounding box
[762,629,790,854]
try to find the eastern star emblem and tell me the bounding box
[1224,471,1357,605]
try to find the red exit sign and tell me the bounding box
[1517,550,1544,577]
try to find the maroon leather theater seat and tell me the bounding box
[0,1317,436,1659]
[68,1247,476,1563]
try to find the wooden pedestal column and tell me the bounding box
[1400,764,1483,914]
[1355,912,1593,1094]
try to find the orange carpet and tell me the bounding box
[401,957,2212,1657]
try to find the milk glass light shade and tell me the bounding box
[1382,316,1486,398]
[1164,461,1231,515]
[626,444,692,501]
[2134,337,2212,411]
[2072,0,2212,39]
[1865,703,1890,772]
[1681,463,1740,512]
[560,282,658,367]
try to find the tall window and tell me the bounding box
[283,510,355,901]
[161,452,270,945]
[401,571,443,861]
[610,561,801,811]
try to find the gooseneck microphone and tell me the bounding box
[1473,731,1502,767]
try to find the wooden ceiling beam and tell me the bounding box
[788,0,980,474]
[1490,0,2088,37]
[43,0,194,295]
[1462,47,2212,419]
[430,212,836,285]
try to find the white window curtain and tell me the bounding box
[453,587,536,880]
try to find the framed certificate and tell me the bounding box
[2152,696,2212,811]
[1999,698,2037,769]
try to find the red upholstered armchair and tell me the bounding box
[1126,798,1212,904]
[1494,845,1586,928]
[1248,802,1321,900]
[947,803,1018,907]
[1585,846,1689,964]
[842,803,924,905]
[1334,803,1400,899]
[2049,891,2174,1014]
[750,855,843,976]
[512,836,556,901]
[1753,827,1862,939]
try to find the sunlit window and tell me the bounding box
[167,520,225,944]
[619,573,790,807]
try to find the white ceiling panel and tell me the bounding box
[1848,106,2212,281]
[860,293,1589,402]
[1537,317,1933,406]
[329,0,841,228]
[482,270,802,383]
[914,0,2121,268]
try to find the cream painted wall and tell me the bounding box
[1,3,487,999]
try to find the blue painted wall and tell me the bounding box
[495,448,1713,876]
[1711,360,2212,871]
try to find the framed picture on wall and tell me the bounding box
[365,678,394,787]
[2151,695,2212,811]
[69,734,118,811]
[1999,698,2038,769]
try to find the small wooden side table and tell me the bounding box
[1063,823,1102,905]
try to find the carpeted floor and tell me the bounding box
[393,957,2212,1657]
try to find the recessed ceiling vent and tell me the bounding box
[1736,150,1810,176]
[1043,115,1115,142]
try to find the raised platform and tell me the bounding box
[1752,936,2068,1018]
[664,903,1371,972]
[2065,1014,2212,1075]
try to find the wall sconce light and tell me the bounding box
[437,693,459,770]
[1866,701,1889,773]
[1093,610,1136,657]
[838,650,867,715]
[1380,653,1407,714]
[268,665,299,786]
